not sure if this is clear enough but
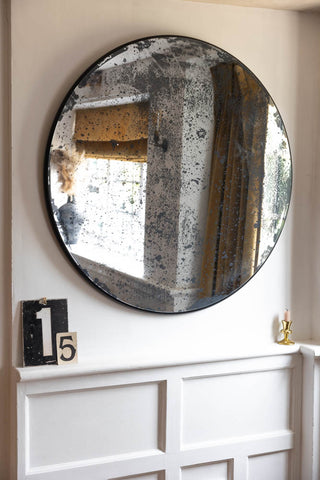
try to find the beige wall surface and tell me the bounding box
[1,0,319,478]
[10,0,312,366]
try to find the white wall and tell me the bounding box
[10,0,313,367]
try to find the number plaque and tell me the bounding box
[22,299,68,366]
[56,332,78,364]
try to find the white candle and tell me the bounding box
[284,310,291,322]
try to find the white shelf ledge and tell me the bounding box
[298,341,320,358]
[15,342,301,383]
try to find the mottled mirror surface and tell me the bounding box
[46,36,292,313]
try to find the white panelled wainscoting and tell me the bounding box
[17,344,320,480]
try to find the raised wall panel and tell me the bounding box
[17,352,301,479]
[111,471,165,480]
[248,451,289,480]
[182,369,291,446]
[181,461,230,480]
[28,381,163,468]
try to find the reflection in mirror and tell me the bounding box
[46,36,291,313]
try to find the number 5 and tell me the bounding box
[56,332,78,364]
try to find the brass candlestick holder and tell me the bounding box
[278,320,295,345]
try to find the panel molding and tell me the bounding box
[181,368,292,446]
[16,352,302,480]
[300,344,320,480]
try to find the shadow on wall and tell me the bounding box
[0,0,13,478]
[291,11,320,340]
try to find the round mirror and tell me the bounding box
[45,35,292,313]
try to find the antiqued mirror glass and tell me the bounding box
[45,36,292,313]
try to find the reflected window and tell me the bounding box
[70,157,147,277]
[50,100,150,278]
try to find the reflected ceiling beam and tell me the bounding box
[184,0,320,12]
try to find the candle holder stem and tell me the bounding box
[278,320,295,345]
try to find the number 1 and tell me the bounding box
[36,308,52,356]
